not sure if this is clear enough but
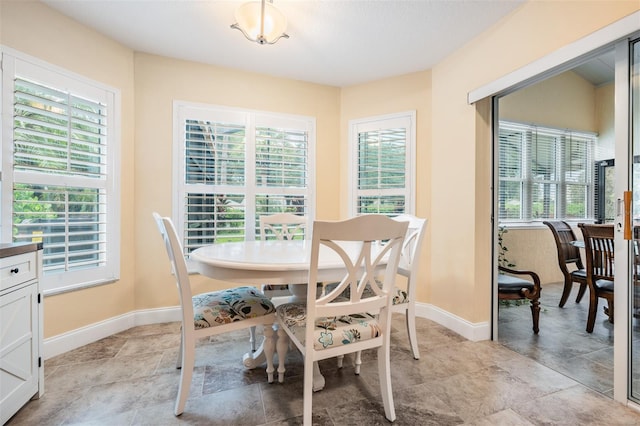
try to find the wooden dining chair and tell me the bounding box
[498,265,541,333]
[275,215,408,425]
[152,212,277,415]
[543,221,588,307]
[578,223,615,333]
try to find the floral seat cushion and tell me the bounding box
[193,286,275,329]
[276,303,381,351]
[392,287,409,305]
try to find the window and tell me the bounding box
[348,111,416,217]
[1,50,120,294]
[174,103,315,255]
[498,121,595,222]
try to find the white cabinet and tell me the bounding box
[0,244,43,425]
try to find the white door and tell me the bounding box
[627,37,640,404]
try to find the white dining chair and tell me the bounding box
[390,214,427,359]
[248,213,309,351]
[258,212,309,298]
[275,215,407,425]
[260,212,308,242]
[152,212,277,416]
[336,214,427,369]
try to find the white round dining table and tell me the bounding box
[190,239,369,285]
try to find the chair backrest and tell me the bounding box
[543,221,584,270]
[578,223,615,282]
[392,214,427,279]
[259,213,308,241]
[307,215,408,340]
[153,212,194,327]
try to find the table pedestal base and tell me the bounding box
[242,324,325,391]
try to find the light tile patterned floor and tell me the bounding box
[498,281,615,397]
[7,292,640,425]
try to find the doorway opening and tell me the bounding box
[495,49,616,397]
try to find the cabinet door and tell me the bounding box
[0,282,38,425]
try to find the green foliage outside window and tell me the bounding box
[497,226,516,269]
[12,186,55,236]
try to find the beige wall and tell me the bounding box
[134,53,341,309]
[2,0,639,339]
[340,71,432,302]
[430,1,639,323]
[500,227,566,284]
[500,71,597,131]
[1,1,137,337]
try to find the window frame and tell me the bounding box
[1,48,121,295]
[347,111,416,217]
[498,120,595,225]
[173,101,316,258]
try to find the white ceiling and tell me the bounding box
[572,50,616,87]
[42,0,526,87]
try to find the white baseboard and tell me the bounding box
[415,302,491,342]
[43,306,181,360]
[44,302,489,360]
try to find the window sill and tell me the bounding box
[499,219,597,230]
[43,277,118,297]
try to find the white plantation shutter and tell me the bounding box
[185,120,245,186]
[2,52,120,294]
[498,121,594,222]
[498,126,524,220]
[563,133,592,219]
[254,114,311,236]
[255,126,308,187]
[175,104,315,254]
[529,129,558,219]
[349,112,415,216]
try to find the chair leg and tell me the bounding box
[303,356,315,425]
[263,324,275,383]
[276,326,289,383]
[530,297,540,334]
[377,344,396,422]
[312,362,325,391]
[174,333,195,416]
[575,282,587,303]
[405,303,420,359]
[559,276,572,307]
[249,325,257,352]
[336,354,344,368]
[354,351,362,375]
[605,299,614,323]
[586,293,599,333]
[176,331,183,369]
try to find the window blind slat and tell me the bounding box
[255,125,309,188]
[498,121,595,222]
[351,115,413,216]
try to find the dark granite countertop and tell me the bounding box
[0,242,43,259]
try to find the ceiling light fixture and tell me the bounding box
[230,0,289,45]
